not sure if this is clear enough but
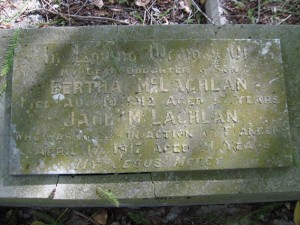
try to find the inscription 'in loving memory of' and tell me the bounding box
[10,39,292,175]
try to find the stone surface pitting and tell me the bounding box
[10,39,292,175]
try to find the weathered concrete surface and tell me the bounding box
[0,25,300,206]
[10,38,292,174]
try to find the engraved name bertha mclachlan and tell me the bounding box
[10,39,292,174]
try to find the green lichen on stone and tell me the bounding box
[10,38,292,175]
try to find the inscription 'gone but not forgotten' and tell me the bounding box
[10,39,292,175]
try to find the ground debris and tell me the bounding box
[21,0,206,26]
[0,202,297,225]
[222,0,300,25]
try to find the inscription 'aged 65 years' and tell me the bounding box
[10,39,292,175]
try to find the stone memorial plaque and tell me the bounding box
[10,39,292,175]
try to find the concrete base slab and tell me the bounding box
[0,25,300,206]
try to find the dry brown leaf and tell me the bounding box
[199,0,206,5]
[110,223,121,225]
[179,0,191,13]
[151,217,164,225]
[4,209,14,221]
[135,0,150,7]
[110,7,123,12]
[295,201,300,225]
[92,0,104,9]
[31,222,46,225]
[285,202,291,210]
[93,209,108,225]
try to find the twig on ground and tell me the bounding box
[1,1,30,25]
[56,208,68,222]
[144,0,157,25]
[143,7,146,25]
[27,8,129,25]
[221,5,234,13]
[66,0,71,26]
[74,0,89,15]
[40,0,49,22]
[277,14,292,25]
[190,0,214,24]
[257,0,261,23]
[74,210,99,225]
[40,0,69,21]
[41,0,60,12]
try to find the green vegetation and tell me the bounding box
[247,8,256,24]
[117,0,129,5]
[236,203,283,224]
[32,211,64,225]
[131,11,144,23]
[0,29,19,97]
[96,187,120,207]
[186,203,284,225]
[127,212,150,225]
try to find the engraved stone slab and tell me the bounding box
[10,39,292,175]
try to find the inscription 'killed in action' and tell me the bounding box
[10,39,292,175]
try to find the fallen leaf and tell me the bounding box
[92,0,104,9]
[199,0,206,5]
[4,209,13,221]
[93,209,108,225]
[151,217,163,225]
[295,201,300,225]
[52,4,59,9]
[31,222,46,225]
[179,0,191,13]
[135,0,150,7]
[110,7,123,12]
[285,202,291,210]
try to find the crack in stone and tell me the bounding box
[150,172,157,198]
[48,175,60,199]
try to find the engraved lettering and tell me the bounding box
[12,39,290,174]
[129,110,141,125]
[64,112,75,127]
[149,44,166,61]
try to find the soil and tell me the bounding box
[0,0,299,225]
[0,202,297,225]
